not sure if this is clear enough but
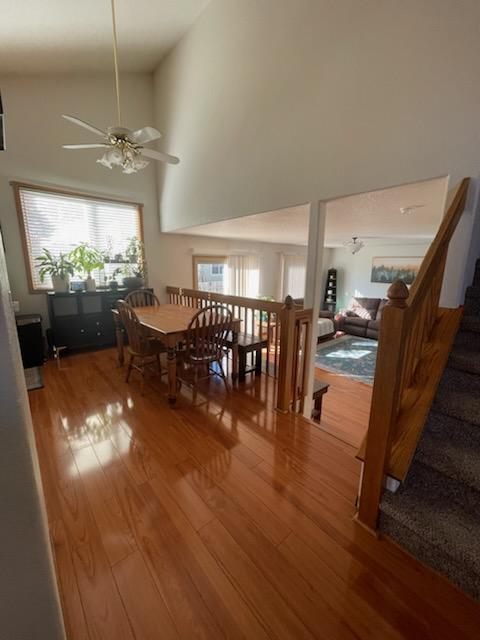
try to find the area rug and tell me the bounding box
[315,335,377,385]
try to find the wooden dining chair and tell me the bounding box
[117,300,165,392]
[177,304,233,401]
[125,289,160,307]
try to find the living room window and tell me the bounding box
[12,182,143,292]
[193,256,228,293]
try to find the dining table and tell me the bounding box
[112,303,240,404]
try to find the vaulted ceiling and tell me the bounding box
[0,0,210,73]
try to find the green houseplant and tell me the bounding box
[35,249,75,293]
[122,238,146,288]
[69,243,105,292]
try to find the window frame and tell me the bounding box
[11,181,144,294]
[192,255,228,291]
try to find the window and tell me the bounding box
[193,256,227,293]
[13,182,143,292]
[280,254,306,299]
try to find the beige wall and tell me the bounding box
[0,236,65,638]
[154,0,480,232]
[0,73,160,320]
[0,74,313,318]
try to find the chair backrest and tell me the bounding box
[117,300,148,355]
[185,304,233,364]
[125,289,160,308]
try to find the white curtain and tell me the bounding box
[280,254,306,300]
[226,254,260,297]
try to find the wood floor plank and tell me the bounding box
[72,445,136,566]
[30,349,480,640]
[113,550,179,640]
[109,466,223,639]
[199,518,314,640]
[49,519,90,640]
[180,457,359,639]
[144,480,270,640]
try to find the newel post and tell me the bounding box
[276,295,297,412]
[357,279,409,532]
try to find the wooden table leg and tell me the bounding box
[114,315,124,366]
[167,344,177,405]
[231,330,239,384]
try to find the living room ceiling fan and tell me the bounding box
[343,236,365,254]
[62,0,179,174]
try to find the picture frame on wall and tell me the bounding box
[371,256,422,285]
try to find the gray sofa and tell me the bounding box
[335,297,387,340]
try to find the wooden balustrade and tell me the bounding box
[276,295,314,413]
[357,177,470,532]
[166,286,283,377]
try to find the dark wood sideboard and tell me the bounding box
[47,288,153,352]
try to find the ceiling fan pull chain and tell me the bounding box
[110,0,122,126]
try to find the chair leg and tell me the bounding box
[255,347,262,375]
[156,353,161,375]
[239,349,247,383]
[140,361,146,396]
[218,360,230,393]
[193,366,198,404]
[125,355,134,383]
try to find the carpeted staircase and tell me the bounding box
[379,258,480,600]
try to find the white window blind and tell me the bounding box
[16,185,142,291]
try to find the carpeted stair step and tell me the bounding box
[473,259,480,286]
[464,286,480,315]
[380,461,480,600]
[416,411,480,492]
[433,367,480,426]
[461,315,480,333]
[454,328,480,348]
[449,343,480,374]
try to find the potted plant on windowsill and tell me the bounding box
[122,238,147,289]
[69,243,105,292]
[36,249,75,293]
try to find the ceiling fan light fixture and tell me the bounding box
[343,236,365,254]
[61,0,179,172]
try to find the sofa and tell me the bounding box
[335,297,387,340]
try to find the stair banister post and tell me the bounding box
[357,279,410,532]
[276,295,297,412]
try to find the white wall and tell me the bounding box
[153,0,480,234]
[0,234,65,638]
[329,243,430,310]
[0,73,159,321]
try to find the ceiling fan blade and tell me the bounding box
[130,126,162,144]
[141,147,179,165]
[63,143,110,149]
[62,114,107,137]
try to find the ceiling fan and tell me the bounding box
[62,0,179,174]
[343,236,365,254]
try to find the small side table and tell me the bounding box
[312,379,329,422]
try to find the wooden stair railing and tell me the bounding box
[357,177,470,532]
[166,286,283,377]
[276,295,314,413]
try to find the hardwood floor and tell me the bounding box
[314,367,372,448]
[30,348,479,639]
